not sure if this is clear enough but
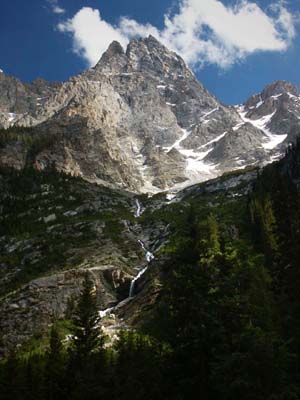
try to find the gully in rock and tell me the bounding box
[129,267,148,298]
[129,239,155,298]
[129,200,155,297]
[99,199,155,317]
[138,239,155,262]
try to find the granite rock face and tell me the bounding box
[0,170,156,354]
[1,38,300,192]
[0,266,130,352]
[237,80,300,155]
[0,70,61,128]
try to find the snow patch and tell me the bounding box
[200,107,219,121]
[232,122,245,131]
[271,93,283,99]
[237,106,287,150]
[263,133,287,150]
[164,128,191,153]
[287,92,298,99]
[166,102,176,107]
[198,131,227,149]
[255,97,264,108]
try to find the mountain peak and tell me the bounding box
[144,34,164,46]
[261,80,298,100]
[98,40,125,62]
[127,34,163,47]
[107,40,125,55]
[1,37,300,194]
[124,35,190,79]
[94,40,127,73]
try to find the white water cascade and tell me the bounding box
[99,307,115,319]
[98,199,155,317]
[129,267,148,298]
[129,239,155,298]
[138,240,155,262]
[134,199,142,218]
[128,200,155,297]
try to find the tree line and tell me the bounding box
[1,144,300,399]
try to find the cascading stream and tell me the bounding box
[129,199,154,297]
[129,267,148,298]
[135,199,142,217]
[99,198,155,317]
[129,238,154,297]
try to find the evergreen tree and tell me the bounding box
[44,323,65,400]
[71,274,102,362]
[66,274,103,400]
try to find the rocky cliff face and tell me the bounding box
[236,80,300,159]
[0,70,61,128]
[0,168,166,353]
[0,37,299,193]
[0,163,255,354]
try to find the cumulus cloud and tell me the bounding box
[57,0,297,69]
[58,8,127,66]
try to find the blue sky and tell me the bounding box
[0,0,299,104]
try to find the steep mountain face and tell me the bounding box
[236,80,300,158]
[0,36,299,193]
[0,71,61,128]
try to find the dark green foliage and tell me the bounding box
[44,324,66,400]
[0,166,135,296]
[1,145,300,399]
[113,331,166,400]
[70,274,102,362]
[0,127,35,149]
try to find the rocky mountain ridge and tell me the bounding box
[0,36,299,193]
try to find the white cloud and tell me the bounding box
[271,2,296,42]
[53,6,66,14]
[58,8,127,66]
[48,0,65,15]
[57,0,297,69]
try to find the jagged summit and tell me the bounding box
[0,37,300,193]
[96,40,125,63]
[244,80,299,110]
[261,80,299,99]
[94,41,127,74]
[93,35,191,79]
[107,40,125,55]
[238,79,300,148]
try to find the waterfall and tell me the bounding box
[129,267,148,298]
[138,240,155,262]
[99,307,115,319]
[99,200,156,316]
[134,199,142,217]
[129,240,155,297]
